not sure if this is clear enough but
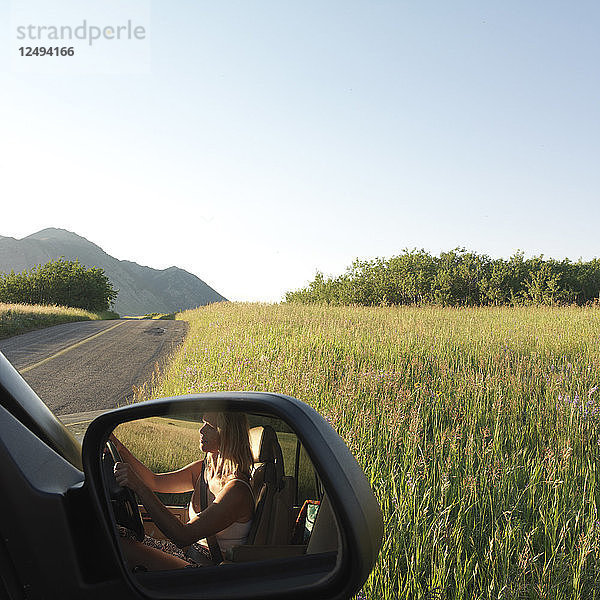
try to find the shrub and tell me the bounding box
[0,258,118,311]
[286,249,600,307]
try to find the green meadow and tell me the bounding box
[0,302,118,339]
[136,302,600,599]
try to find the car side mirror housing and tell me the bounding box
[82,392,383,600]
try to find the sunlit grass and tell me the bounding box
[136,302,600,599]
[0,302,117,339]
[115,417,201,474]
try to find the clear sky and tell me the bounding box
[1,1,599,302]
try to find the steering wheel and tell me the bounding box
[102,440,145,542]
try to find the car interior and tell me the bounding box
[105,412,341,585]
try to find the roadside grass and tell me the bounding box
[0,302,119,339]
[133,302,600,599]
[115,417,201,475]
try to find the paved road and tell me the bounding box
[0,319,188,416]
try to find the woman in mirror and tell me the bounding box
[112,411,254,570]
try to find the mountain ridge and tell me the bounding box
[0,228,226,315]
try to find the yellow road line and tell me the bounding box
[21,321,127,374]
[64,419,95,427]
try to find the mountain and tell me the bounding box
[0,228,227,315]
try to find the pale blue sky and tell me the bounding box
[1,1,599,301]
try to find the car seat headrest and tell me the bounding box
[249,425,278,463]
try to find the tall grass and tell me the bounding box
[0,302,118,339]
[115,417,201,476]
[138,302,600,599]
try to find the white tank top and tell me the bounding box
[189,477,254,552]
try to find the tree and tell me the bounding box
[285,249,600,307]
[0,258,118,311]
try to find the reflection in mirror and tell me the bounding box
[102,409,341,590]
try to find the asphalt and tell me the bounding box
[0,319,188,416]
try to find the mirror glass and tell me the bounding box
[100,407,341,596]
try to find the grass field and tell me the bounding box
[0,302,119,339]
[135,302,600,599]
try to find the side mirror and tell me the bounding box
[82,392,383,600]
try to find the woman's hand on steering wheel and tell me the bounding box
[114,461,143,494]
[103,440,145,542]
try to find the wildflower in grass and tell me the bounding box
[441,471,450,492]
[493,396,504,415]
[489,460,503,482]
[408,407,423,441]
[576,532,587,553]
[415,456,427,481]
[543,447,557,477]
[435,430,448,452]
[466,433,475,458]
[463,475,476,493]
[589,385,598,397]
[324,408,341,429]
[517,545,532,571]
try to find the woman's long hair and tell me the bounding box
[206,412,253,482]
